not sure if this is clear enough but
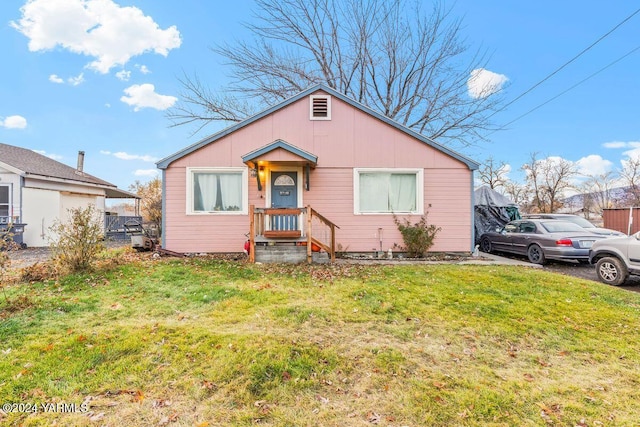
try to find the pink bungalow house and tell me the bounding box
[157,84,479,262]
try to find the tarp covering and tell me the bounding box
[474,186,520,244]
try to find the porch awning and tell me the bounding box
[104,187,140,199]
[242,139,318,168]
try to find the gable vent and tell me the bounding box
[310,95,331,120]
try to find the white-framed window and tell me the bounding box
[353,168,423,214]
[0,185,10,220]
[309,95,331,120]
[186,167,248,214]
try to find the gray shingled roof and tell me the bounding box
[0,143,115,187]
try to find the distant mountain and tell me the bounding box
[562,186,630,210]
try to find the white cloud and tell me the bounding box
[468,68,508,99]
[11,0,181,74]
[603,141,628,149]
[101,150,159,162]
[32,149,63,160]
[68,72,85,86]
[1,115,28,129]
[623,147,640,161]
[49,73,85,85]
[115,70,131,81]
[134,169,159,177]
[136,64,151,74]
[575,154,613,176]
[120,83,177,111]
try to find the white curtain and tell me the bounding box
[218,174,242,210]
[193,172,242,212]
[359,172,416,212]
[389,174,416,211]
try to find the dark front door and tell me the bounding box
[271,171,298,231]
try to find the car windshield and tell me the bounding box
[560,216,596,228]
[540,221,586,233]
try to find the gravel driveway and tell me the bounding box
[542,259,640,293]
[479,253,640,293]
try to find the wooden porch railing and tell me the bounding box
[249,205,339,263]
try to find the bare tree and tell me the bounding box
[579,171,618,217]
[168,0,504,146]
[478,157,509,189]
[521,152,577,213]
[129,177,163,235]
[619,157,640,206]
[502,180,530,208]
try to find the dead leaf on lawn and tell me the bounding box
[201,380,217,390]
[153,399,171,408]
[133,390,144,403]
[88,412,105,422]
[537,358,551,367]
[366,411,381,424]
[316,395,329,405]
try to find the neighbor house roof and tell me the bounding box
[157,84,480,170]
[0,143,139,199]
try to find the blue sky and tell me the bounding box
[1,1,639,193]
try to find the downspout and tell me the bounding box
[20,176,24,223]
[470,170,475,253]
[161,169,166,248]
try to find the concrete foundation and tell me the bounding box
[254,244,329,264]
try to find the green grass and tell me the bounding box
[1,255,639,426]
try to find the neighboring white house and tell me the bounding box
[0,143,137,247]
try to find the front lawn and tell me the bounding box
[1,254,639,426]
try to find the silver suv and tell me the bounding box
[589,232,640,285]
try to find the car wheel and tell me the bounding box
[480,237,493,253]
[595,256,628,286]
[527,244,546,265]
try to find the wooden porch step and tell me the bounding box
[263,230,302,239]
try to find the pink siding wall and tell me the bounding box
[164,91,473,253]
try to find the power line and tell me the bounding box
[494,44,640,132]
[489,7,640,119]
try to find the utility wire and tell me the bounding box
[488,7,640,119]
[492,44,640,133]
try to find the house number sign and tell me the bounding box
[279,191,290,196]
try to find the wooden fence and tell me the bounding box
[603,208,640,235]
